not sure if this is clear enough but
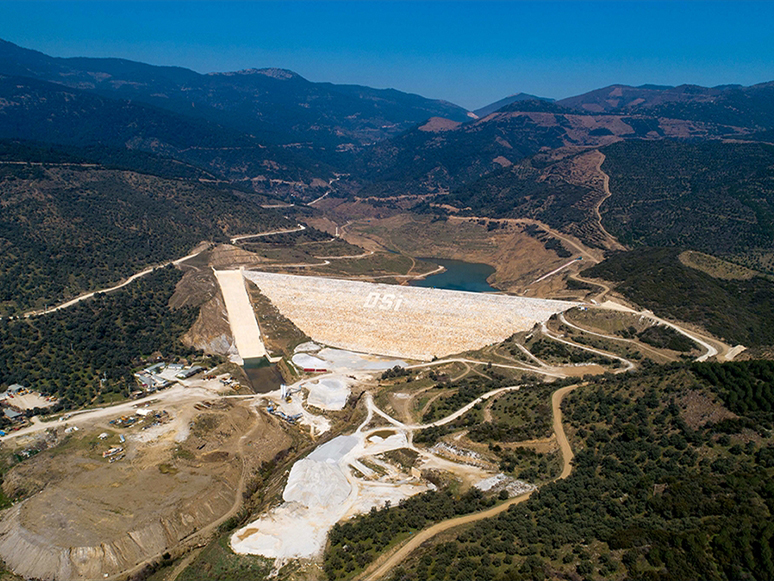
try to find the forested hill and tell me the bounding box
[583,248,774,347]
[354,109,746,199]
[0,139,211,181]
[0,74,340,186]
[360,362,774,581]
[0,162,292,315]
[556,82,774,129]
[600,140,774,255]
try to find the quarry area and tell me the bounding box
[0,376,292,581]
[231,390,534,561]
[240,270,578,360]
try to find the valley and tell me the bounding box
[0,29,773,581]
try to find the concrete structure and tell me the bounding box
[214,269,267,364]
[175,366,204,380]
[3,409,23,422]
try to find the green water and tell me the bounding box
[411,258,497,292]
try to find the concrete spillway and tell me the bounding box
[214,268,267,363]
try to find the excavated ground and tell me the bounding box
[0,400,290,581]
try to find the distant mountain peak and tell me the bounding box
[212,67,301,80]
[474,92,554,118]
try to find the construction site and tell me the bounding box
[0,374,293,581]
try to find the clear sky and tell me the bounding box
[1,1,773,110]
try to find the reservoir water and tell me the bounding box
[411,258,497,292]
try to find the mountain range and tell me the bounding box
[1,37,773,195]
[2,37,774,311]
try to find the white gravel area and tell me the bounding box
[291,353,328,370]
[231,432,430,559]
[292,348,406,372]
[316,348,406,370]
[305,377,351,411]
[294,341,321,353]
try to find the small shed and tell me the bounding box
[3,408,23,422]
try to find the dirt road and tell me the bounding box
[405,357,566,379]
[22,243,211,318]
[540,321,635,373]
[0,383,218,443]
[18,224,307,319]
[568,273,611,304]
[229,224,306,243]
[559,313,677,363]
[530,258,582,285]
[448,215,602,264]
[591,151,627,252]
[361,383,580,580]
[551,384,578,480]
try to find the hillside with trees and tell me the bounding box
[446,156,596,229]
[582,248,774,347]
[0,38,469,149]
[368,364,774,581]
[600,140,774,255]
[0,266,200,412]
[0,162,291,314]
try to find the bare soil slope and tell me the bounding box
[0,402,288,581]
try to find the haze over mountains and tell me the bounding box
[1,38,772,192]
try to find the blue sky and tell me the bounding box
[1,1,773,109]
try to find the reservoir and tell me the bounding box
[411,258,498,292]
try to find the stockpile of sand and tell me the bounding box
[231,436,357,558]
[305,378,351,411]
[243,271,577,360]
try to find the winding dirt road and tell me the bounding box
[540,321,635,373]
[592,151,626,252]
[19,225,309,319]
[361,383,580,580]
[558,313,677,363]
[22,243,211,318]
[405,357,567,379]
